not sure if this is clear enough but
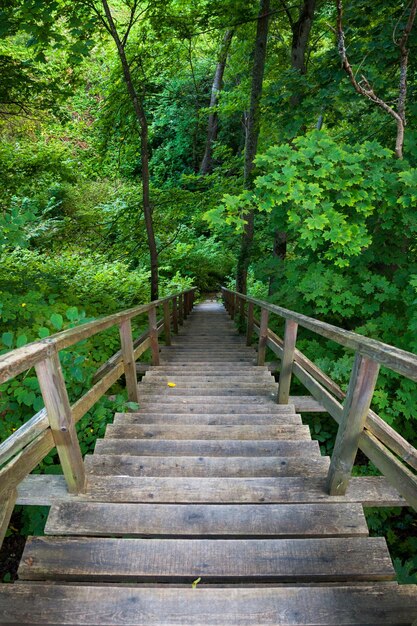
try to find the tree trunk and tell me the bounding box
[268,230,287,295]
[200,29,234,175]
[101,0,158,299]
[236,0,270,294]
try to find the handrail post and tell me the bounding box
[0,488,17,549]
[277,320,298,404]
[35,349,86,493]
[327,353,380,495]
[178,294,184,325]
[172,296,178,334]
[183,293,188,320]
[162,300,172,346]
[119,319,140,404]
[239,297,245,327]
[230,293,236,320]
[246,301,254,346]
[148,305,160,366]
[257,308,269,366]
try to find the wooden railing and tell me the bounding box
[0,288,196,545]
[222,287,417,511]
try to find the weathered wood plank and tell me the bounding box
[246,301,254,346]
[0,408,49,467]
[44,501,368,537]
[148,306,160,366]
[84,475,406,507]
[35,350,85,494]
[84,454,329,477]
[277,320,298,404]
[327,354,380,496]
[104,424,311,441]
[222,288,417,381]
[0,430,55,499]
[257,308,269,366]
[18,536,394,582]
[119,319,140,404]
[94,439,320,458]
[172,296,178,333]
[162,301,172,346]
[1,584,417,625]
[113,412,303,425]
[0,489,17,548]
[359,430,417,512]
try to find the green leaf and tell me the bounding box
[38,327,50,338]
[65,306,78,322]
[125,401,140,410]
[16,334,28,348]
[50,313,63,330]
[2,332,13,348]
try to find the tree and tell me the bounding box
[200,29,234,175]
[91,0,159,299]
[335,0,417,159]
[236,0,270,294]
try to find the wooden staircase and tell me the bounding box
[1,301,417,624]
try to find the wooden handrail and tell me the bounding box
[0,288,196,523]
[222,287,417,382]
[222,287,417,511]
[0,290,195,386]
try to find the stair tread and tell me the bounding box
[104,424,311,441]
[94,439,320,457]
[1,584,417,625]
[84,454,329,477]
[82,475,403,506]
[18,537,394,582]
[45,502,367,537]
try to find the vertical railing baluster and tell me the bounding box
[172,296,178,334]
[148,305,160,366]
[163,300,172,346]
[277,320,298,404]
[0,488,17,548]
[246,301,254,346]
[257,308,269,366]
[35,349,86,493]
[327,353,380,495]
[119,319,140,404]
[178,294,184,325]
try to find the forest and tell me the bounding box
[0,0,417,585]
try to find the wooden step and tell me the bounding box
[138,396,281,404]
[139,382,277,390]
[132,404,296,413]
[19,536,394,582]
[2,584,417,625]
[143,374,274,381]
[104,424,311,441]
[45,501,367,537]
[137,389,277,397]
[85,454,329,477]
[94,439,320,457]
[113,412,303,425]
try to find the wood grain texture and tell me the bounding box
[84,475,405,506]
[35,350,85,494]
[119,319,140,404]
[104,424,311,441]
[94,438,320,457]
[1,584,417,625]
[84,454,329,477]
[0,489,17,548]
[327,354,380,496]
[19,536,394,582]
[222,288,417,381]
[277,319,298,404]
[45,501,367,538]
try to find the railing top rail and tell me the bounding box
[222,287,417,382]
[0,288,195,385]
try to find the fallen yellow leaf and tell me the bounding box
[167,382,176,387]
